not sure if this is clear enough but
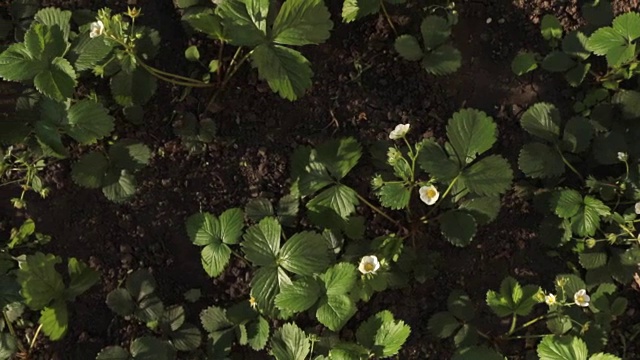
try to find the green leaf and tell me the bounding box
[552,190,582,219]
[219,208,244,245]
[565,62,590,87]
[562,31,590,60]
[102,170,137,203]
[587,27,633,67]
[518,142,564,178]
[275,277,321,313]
[547,315,572,336]
[186,212,220,246]
[272,0,332,46]
[341,0,380,23]
[561,117,592,153]
[25,23,66,61]
[200,306,233,333]
[579,252,607,270]
[316,294,356,331]
[537,335,588,360]
[421,44,462,75]
[440,210,477,247]
[17,252,64,310]
[520,103,561,142]
[428,311,460,338]
[250,266,290,315]
[452,346,505,360]
[417,140,460,181]
[486,277,540,317]
[66,258,99,299]
[34,57,76,102]
[217,0,268,47]
[373,314,411,357]
[71,35,113,71]
[511,52,538,75]
[589,354,621,360]
[34,120,68,158]
[251,44,312,101]
[184,45,200,62]
[106,288,135,316]
[71,152,109,189]
[126,269,156,301]
[34,7,72,41]
[246,198,275,222]
[322,263,357,296]
[461,155,512,196]
[542,51,575,72]
[111,68,157,106]
[541,15,563,40]
[421,15,450,49]
[571,196,610,237]
[582,1,613,27]
[613,12,640,41]
[130,337,176,360]
[39,300,68,340]
[271,323,310,360]
[459,196,500,225]
[183,8,223,39]
[66,100,115,144]
[96,346,130,360]
[109,140,151,171]
[247,316,269,350]
[454,324,478,348]
[201,242,232,277]
[242,217,281,266]
[395,35,423,61]
[448,289,475,321]
[280,231,330,276]
[376,182,411,210]
[307,184,358,219]
[447,109,497,165]
[170,323,202,351]
[315,137,361,180]
[0,43,46,81]
[612,90,640,119]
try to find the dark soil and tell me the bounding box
[2,0,640,359]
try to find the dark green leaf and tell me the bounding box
[440,210,477,247]
[280,231,330,276]
[395,35,423,61]
[272,0,332,46]
[518,142,564,178]
[71,152,109,189]
[520,103,561,142]
[447,108,497,165]
[421,44,462,75]
[251,44,312,101]
[461,155,512,196]
[270,323,310,360]
[420,15,450,49]
[511,52,538,75]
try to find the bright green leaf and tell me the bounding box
[272,0,332,46]
[251,44,312,101]
[39,300,68,340]
[219,208,244,245]
[17,252,64,310]
[316,294,356,331]
[275,277,321,313]
[280,231,330,276]
[376,182,411,210]
[537,335,588,360]
[447,108,497,165]
[242,217,281,266]
[102,170,137,203]
[66,257,99,299]
[461,155,512,196]
[307,184,358,219]
[34,57,76,102]
[541,14,563,40]
[520,103,561,142]
[270,323,310,360]
[66,100,115,144]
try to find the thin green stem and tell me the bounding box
[207,50,253,111]
[509,313,555,335]
[139,61,213,87]
[380,1,397,36]
[505,333,553,340]
[507,314,518,336]
[29,323,43,350]
[558,150,584,181]
[354,192,404,231]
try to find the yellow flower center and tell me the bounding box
[576,295,585,303]
[364,262,375,272]
[427,189,437,198]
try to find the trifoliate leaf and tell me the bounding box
[587,27,634,67]
[242,217,281,266]
[518,142,564,178]
[541,15,563,40]
[251,44,312,101]
[562,31,590,60]
[511,52,538,75]
[219,208,244,245]
[111,68,157,106]
[109,139,151,171]
[520,103,561,142]
[461,155,512,196]
[315,137,361,180]
[71,152,109,189]
[316,294,356,331]
[417,140,460,181]
[66,257,99,299]
[272,0,332,46]
[34,57,76,102]
[270,323,310,360]
[421,15,450,49]
[17,252,64,310]
[341,0,380,23]
[307,184,358,219]
[395,35,423,61]
[186,212,220,246]
[551,189,582,219]
[447,289,475,322]
[613,12,640,41]
[170,323,202,351]
[0,43,46,81]
[459,196,500,225]
[102,170,137,203]
[440,210,477,247]
[421,44,462,75]
[34,7,72,41]
[39,300,68,340]
[542,51,575,72]
[561,116,592,153]
[280,231,330,276]
[275,277,321,313]
[447,109,497,165]
[130,336,176,360]
[537,335,588,360]
[106,288,135,316]
[217,0,268,47]
[376,182,411,210]
[201,242,232,278]
[66,100,115,144]
[96,346,129,360]
[486,277,540,317]
[428,311,459,338]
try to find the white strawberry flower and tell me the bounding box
[389,124,410,140]
[419,185,439,205]
[635,202,640,215]
[544,293,556,306]
[574,289,590,307]
[618,152,628,162]
[90,20,105,38]
[358,255,380,274]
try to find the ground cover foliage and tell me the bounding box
[0,0,640,359]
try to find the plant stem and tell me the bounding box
[556,146,584,181]
[380,1,398,36]
[3,311,25,353]
[354,192,404,231]
[206,50,254,111]
[508,314,554,335]
[507,314,518,335]
[505,333,552,340]
[139,61,214,88]
[29,323,43,350]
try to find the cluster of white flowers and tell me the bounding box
[543,289,590,307]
